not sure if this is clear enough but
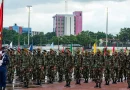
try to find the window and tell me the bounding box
[80,13,82,16]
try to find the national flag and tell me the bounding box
[62,46,64,52]
[9,42,13,48]
[112,44,115,53]
[0,0,3,49]
[17,44,20,52]
[82,47,84,52]
[104,46,107,56]
[93,43,97,54]
[51,42,54,49]
[124,47,127,53]
[29,44,33,52]
[70,43,72,52]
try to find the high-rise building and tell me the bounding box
[53,11,82,36]
[4,23,32,34]
[73,11,82,35]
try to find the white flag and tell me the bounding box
[9,42,13,48]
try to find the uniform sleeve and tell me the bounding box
[2,54,9,65]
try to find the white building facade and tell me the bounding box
[64,15,74,36]
[32,31,43,36]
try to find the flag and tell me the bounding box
[82,47,84,52]
[0,0,3,49]
[62,46,64,52]
[9,42,12,48]
[51,42,54,49]
[17,44,20,52]
[124,47,127,53]
[93,43,97,54]
[112,44,115,53]
[29,44,33,52]
[104,46,107,56]
[70,43,72,52]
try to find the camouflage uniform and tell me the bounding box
[57,51,65,82]
[82,51,90,83]
[64,50,74,87]
[74,50,83,85]
[47,50,56,84]
[104,51,111,85]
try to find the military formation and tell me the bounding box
[5,48,130,88]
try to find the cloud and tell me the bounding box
[4,0,127,10]
[3,0,130,35]
[4,0,62,9]
[73,0,127,2]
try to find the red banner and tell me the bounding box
[0,0,3,50]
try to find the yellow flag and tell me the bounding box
[93,43,97,54]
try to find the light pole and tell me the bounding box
[27,5,32,46]
[106,7,108,47]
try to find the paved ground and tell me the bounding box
[6,80,130,90]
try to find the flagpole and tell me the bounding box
[27,5,32,46]
[106,7,108,47]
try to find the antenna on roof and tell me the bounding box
[65,0,68,14]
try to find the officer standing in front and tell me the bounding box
[0,47,9,90]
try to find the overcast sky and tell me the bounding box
[2,0,130,35]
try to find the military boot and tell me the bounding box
[84,79,88,83]
[37,80,40,85]
[108,81,109,85]
[75,79,78,84]
[64,82,69,87]
[118,79,120,82]
[105,81,108,85]
[124,77,127,81]
[128,84,130,88]
[67,82,71,87]
[2,87,5,90]
[78,79,81,85]
[94,83,98,88]
[121,78,123,82]
[99,83,101,88]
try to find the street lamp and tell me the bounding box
[26,5,32,46]
[106,7,108,47]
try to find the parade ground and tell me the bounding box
[6,80,129,90]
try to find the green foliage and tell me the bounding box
[118,28,130,43]
[2,27,130,47]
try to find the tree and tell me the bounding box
[118,28,130,42]
[77,31,91,46]
[45,32,56,42]
[2,29,19,45]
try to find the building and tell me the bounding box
[4,23,32,34]
[32,31,43,36]
[53,11,82,36]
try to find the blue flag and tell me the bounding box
[29,44,33,52]
[51,42,54,49]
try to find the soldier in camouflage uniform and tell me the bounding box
[104,50,111,85]
[94,51,103,88]
[64,50,74,87]
[36,50,47,85]
[22,49,30,88]
[117,53,123,82]
[57,51,65,82]
[111,52,117,84]
[82,51,90,83]
[7,49,16,84]
[32,50,37,82]
[35,48,43,85]
[74,50,82,85]
[90,52,95,81]
[47,49,56,84]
